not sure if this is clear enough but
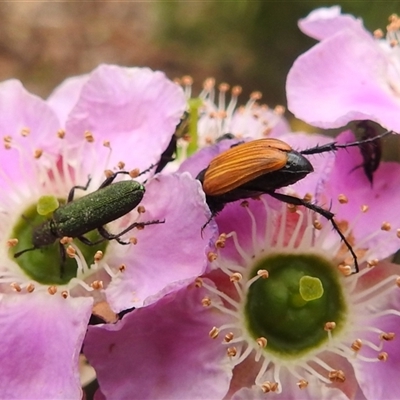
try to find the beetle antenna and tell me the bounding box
[300,130,392,156]
[267,191,359,273]
[13,215,38,257]
[14,246,37,258]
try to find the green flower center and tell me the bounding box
[9,200,107,285]
[245,253,347,358]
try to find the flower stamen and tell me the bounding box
[352,274,400,303]
[261,381,279,393]
[381,332,395,341]
[224,231,251,264]
[378,351,388,361]
[48,285,57,295]
[209,326,219,339]
[351,338,363,352]
[224,332,234,343]
[10,282,22,292]
[297,379,308,389]
[328,369,346,383]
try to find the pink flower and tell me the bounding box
[84,282,232,399]
[286,7,400,133]
[85,132,400,399]
[159,78,290,172]
[183,78,290,147]
[0,65,213,398]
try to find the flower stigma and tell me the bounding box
[198,196,400,394]
[299,275,324,301]
[36,195,59,215]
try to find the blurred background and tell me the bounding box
[0,1,397,106]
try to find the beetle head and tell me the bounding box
[32,220,57,248]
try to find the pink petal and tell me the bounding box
[233,377,349,400]
[298,6,363,40]
[353,310,400,399]
[65,64,187,173]
[179,138,239,178]
[213,196,277,265]
[322,131,400,259]
[85,281,232,399]
[47,74,89,127]
[213,195,317,269]
[286,28,400,132]
[105,173,217,312]
[0,292,92,398]
[0,80,61,186]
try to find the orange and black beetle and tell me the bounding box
[197,138,313,209]
[197,131,392,273]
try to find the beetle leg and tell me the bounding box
[98,171,131,189]
[137,164,157,184]
[97,219,166,243]
[300,130,391,156]
[98,165,157,189]
[59,241,66,277]
[229,140,245,148]
[155,135,178,173]
[215,133,236,142]
[76,231,130,246]
[74,220,166,247]
[98,226,130,245]
[201,214,216,236]
[75,235,104,246]
[267,191,359,274]
[67,176,92,202]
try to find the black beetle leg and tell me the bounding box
[300,130,391,156]
[267,191,359,274]
[97,219,166,244]
[67,176,92,202]
[138,164,157,184]
[59,241,66,277]
[201,214,215,237]
[99,164,156,189]
[98,226,130,245]
[98,170,131,189]
[99,165,157,189]
[76,235,105,246]
[75,219,165,247]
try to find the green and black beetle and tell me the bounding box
[14,169,164,258]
